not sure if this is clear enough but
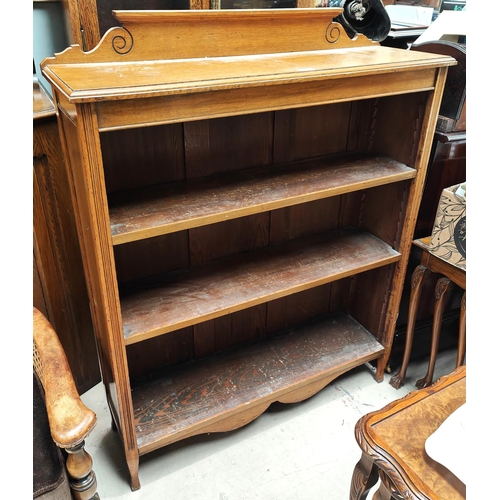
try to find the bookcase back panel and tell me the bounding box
[100,96,423,203]
[124,263,393,381]
[360,182,411,250]
[273,103,352,163]
[101,123,185,194]
[368,92,428,168]
[126,326,195,382]
[347,265,395,339]
[192,307,269,360]
[114,231,190,286]
[265,284,334,336]
[269,197,343,244]
[184,113,274,178]
[189,213,271,266]
[114,213,272,288]
[113,195,369,288]
[101,104,360,194]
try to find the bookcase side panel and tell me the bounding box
[56,100,140,479]
[374,67,451,379]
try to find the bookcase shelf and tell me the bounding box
[121,227,401,343]
[131,311,384,455]
[109,152,415,245]
[41,8,455,491]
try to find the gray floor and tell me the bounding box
[81,349,459,500]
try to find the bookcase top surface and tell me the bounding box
[40,9,456,103]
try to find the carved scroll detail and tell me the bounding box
[112,27,134,55]
[410,264,426,289]
[435,276,452,299]
[325,22,341,44]
[354,420,421,500]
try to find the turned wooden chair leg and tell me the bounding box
[390,264,429,389]
[456,291,466,368]
[416,277,454,389]
[65,441,99,500]
[350,453,380,500]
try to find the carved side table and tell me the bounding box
[350,366,466,500]
[390,237,466,390]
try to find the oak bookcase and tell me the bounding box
[41,8,455,490]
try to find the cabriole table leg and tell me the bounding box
[389,264,430,389]
[349,453,380,500]
[416,277,455,389]
[372,470,398,500]
[456,291,466,367]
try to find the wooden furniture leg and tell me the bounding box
[372,471,396,500]
[127,455,141,492]
[389,264,430,389]
[456,291,466,368]
[349,453,380,500]
[416,277,455,389]
[66,442,99,500]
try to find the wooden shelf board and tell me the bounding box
[132,311,384,455]
[120,227,400,344]
[109,153,415,245]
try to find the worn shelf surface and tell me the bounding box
[132,311,384,455]
[120,227,400,344]
[109,152,415,245]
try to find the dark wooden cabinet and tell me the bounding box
[41,8,454,490]
[33,84,101,394]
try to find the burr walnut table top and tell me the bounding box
[353,366,466,500]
